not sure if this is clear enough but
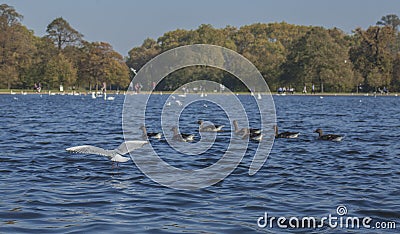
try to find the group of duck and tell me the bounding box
[139,120,343,142]
[66,120,343,165]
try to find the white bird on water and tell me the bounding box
[175,100,183,106]
[66,140,148,165]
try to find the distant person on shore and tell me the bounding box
[383,86,388,95]
[34,83,41,93]
[135,83,142,93]
[311,83,315,94]
[302,84,307,94]
[101,82,106,94]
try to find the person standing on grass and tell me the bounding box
[312,83,315,94]
[302,83,307,94]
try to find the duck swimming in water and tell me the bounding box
[274,125,299,139]
[232,120,261,135]
[241,128,263,142]
[197,120,224,132]
[314,128,343,141]
[139,125,162,139]
[171,126,194,142]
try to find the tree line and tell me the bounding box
[127,18,400,93]
[0,4,130,92]
[1,3,400,93]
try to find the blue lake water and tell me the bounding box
[0,93,399,233]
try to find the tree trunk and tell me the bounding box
[320,82,324,93]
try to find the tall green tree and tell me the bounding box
[0,4,36,89]
[43,53,77,89]
[350,26,395,90]
[28,37,58,87]
[377,14,400,31]
[234,23,287,88]
[392,52,400,90]
[0,4,21,89]
[157,29,191,51]
[46,17,83,50]
[80,42,129,91]
[0,3,22,27]
[281,27,356,92]
[126,38,161,70]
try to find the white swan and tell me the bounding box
[66,140,148,163]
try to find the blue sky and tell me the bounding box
[3,0,400,56]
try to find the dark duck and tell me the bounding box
[197,120,224,132]
[314,128,343,141]
[241,128,263,142]
[171,126,194,142]
[274,125,299,139]
[232,120,261,135]
[139,125,162,139]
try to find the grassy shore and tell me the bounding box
[1,88,398,96]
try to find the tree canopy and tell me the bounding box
[46,17,83,50]
[128,18,400,92]
[377,14,400,31]
[0,5,399,93]
[127,16,400,93]
[0,4,129,91]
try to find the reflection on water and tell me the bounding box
[0,94,399,233]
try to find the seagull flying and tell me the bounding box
[130,67,137,75]
[66,140,148,163]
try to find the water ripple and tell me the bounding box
[0,94,399,233]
